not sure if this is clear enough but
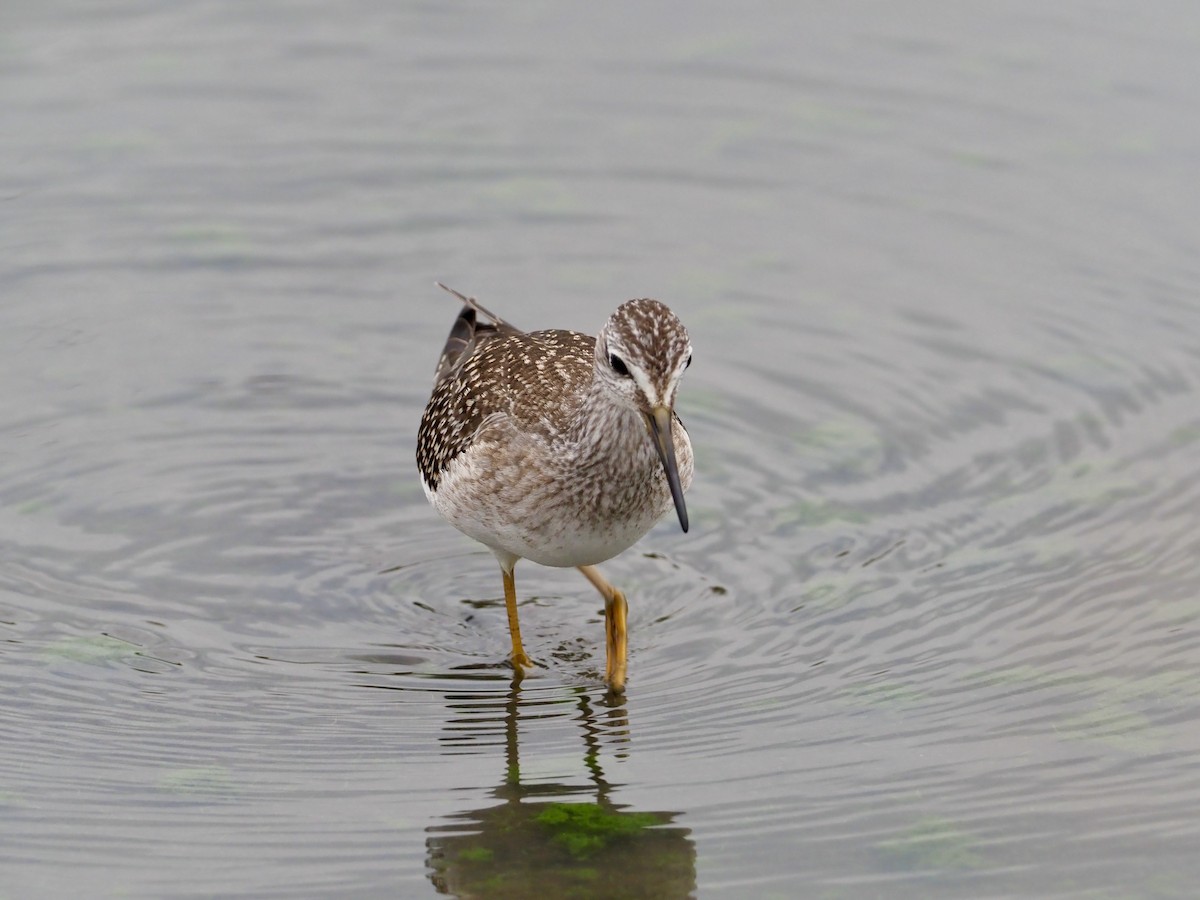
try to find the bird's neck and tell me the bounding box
[563,379,652,473]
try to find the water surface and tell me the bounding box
[4,1,1200,897]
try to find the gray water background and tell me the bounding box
[4,2,1200,897]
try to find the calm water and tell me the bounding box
[4,2,1200,898]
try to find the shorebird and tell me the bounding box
[416,284,693,693]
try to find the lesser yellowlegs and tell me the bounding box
[417,283,694,693]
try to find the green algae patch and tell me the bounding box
[157,765,236,799]
[456,846,494,864]
[789,573,892,614]
[877,816,985,872]
[535,802,661,859]
[427,800,694,899]
[40,634,139,666]
[966,665,1200,755]
[844,679,927,709]
[774,498,868,530]
[792,419,887,477]
[1059,702,1166,755]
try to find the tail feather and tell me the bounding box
[435,282,517,330]
[431,283,522,382]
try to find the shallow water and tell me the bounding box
[4,1,1200,897]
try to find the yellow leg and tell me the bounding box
[605,591,628,694]
[578,565,628,693]
[503,567,534,673]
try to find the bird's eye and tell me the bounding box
[609,354,631,377]
[684,352,692,369]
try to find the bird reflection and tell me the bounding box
[426,680,695,899]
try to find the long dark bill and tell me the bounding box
[647,406,689,533]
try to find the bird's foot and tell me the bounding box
[510,649,535,675]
